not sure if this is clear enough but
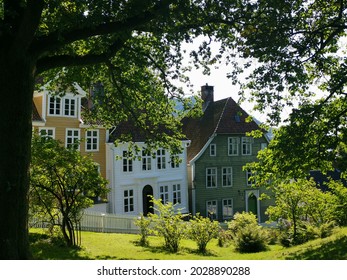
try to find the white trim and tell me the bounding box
[65,128,80,150]
[85,129,99,152]
[189,134,216,164]
[245,190,261,223]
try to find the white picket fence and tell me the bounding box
[30,211,141,234]
[80,211,140,234]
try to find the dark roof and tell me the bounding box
[32,102,44,122]
[309,170,346,191]
[182,97,261,162]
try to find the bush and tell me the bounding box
[217,229,233,247]
[134,214,152,246]
[149,197,188,253]
[228,212,268,253]
[187,213,220,254]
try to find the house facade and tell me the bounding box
[182,85,272,222]
[32,85,108,205]
[105,123,190,216]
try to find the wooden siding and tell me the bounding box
[192,134,272,222]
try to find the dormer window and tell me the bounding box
[48,95,77,117]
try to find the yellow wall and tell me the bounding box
[32,95,107,179]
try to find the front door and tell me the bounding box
[142,185,154,216]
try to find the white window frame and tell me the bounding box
[170,155,180,168]
[228,137,239,156]
[222,167,233,187]
[159,185,169,204]
[206,167,217,188]
[206,200,218,220]
[85,129,99,152]
[48,96,61,116]
[122,151,133,172]
[210,143,216,156]
[246,169,255,186]
[63,97,77,117]
[173,183,181,204]
[48,95,77,117]
[124,189,134,213]
[65,128,80,149]
[142,149,152,171]
[157,149,166,170]
[222,198,233,220]
[242,137,252,155]
[39,127,55,139]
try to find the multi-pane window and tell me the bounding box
[210,143,216,156]
[222,199,233,220]
[206,200,218,220]
[228,137,239,156]
[173,184,181,204]
[124,190,134,213]
[66,129,80,149]
[86,130,99,151]
[49,96,61,115]
[246,170,255,186]
[206,167,217,188]
[170,155,180,168]
[242,137,252,155]
[159,185,169,204]
[63,98,76,117]
[157,149,166,170]
[142,149,152,171]
[222,167,233,187]
[39,128,55,139]
[122,151,133,172]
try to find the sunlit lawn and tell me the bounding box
[29,227,347,260]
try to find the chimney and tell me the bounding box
[201,84,214,111]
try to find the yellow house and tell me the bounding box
[32,84,108,180]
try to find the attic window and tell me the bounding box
[234,115,241,122]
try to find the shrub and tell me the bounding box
[228,212,268,253]
[187,213,220,254]
[149,197,188,253]
[217,229,233,247]
[134,214,152,246]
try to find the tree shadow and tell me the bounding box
[29,232,91,260]
[285,235,347,260]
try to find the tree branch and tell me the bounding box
[31,0,173,57]
[36,36,127,74]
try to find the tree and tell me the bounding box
[230,0,347,171]
[0,0,252,259]
[29,135,108,247]
[265,179,336,245]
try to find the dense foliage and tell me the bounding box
[29,135,109,247]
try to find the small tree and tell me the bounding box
[266,179,336,246]
[148,197,188,253]
[134,214,152,247]
[187,213,220,254]
[29,135,109,247]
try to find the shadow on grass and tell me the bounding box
[29,232,91,260]
[285,235,347,260]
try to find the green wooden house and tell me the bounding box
[182,85,272,222]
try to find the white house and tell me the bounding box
[105,126,190,216]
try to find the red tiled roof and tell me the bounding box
[182,97,260,162]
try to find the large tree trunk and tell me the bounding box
[0,50,35,259]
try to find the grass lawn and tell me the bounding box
[29,227,347,260]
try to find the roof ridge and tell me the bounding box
[212,97,230,135]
